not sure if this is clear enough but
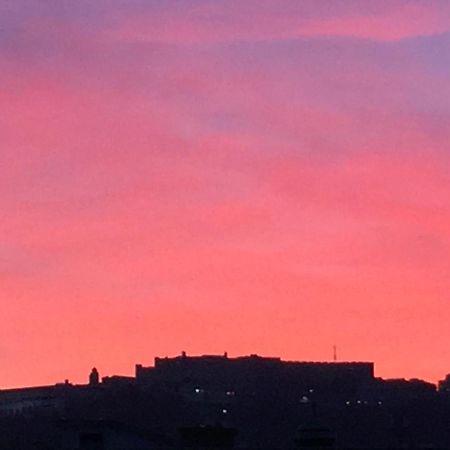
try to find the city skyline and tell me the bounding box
[2,0,450,388]
[0,349,447,390]
[1,351,446,448]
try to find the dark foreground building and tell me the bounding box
[0,353,448,449]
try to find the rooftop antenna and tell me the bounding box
[333,345,337,362]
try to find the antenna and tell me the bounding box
[333,345,337,362]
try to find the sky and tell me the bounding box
[1,0,450,388]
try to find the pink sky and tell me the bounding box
[1,0,450,387]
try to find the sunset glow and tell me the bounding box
[2,0,450,387]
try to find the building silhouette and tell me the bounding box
[0,352,449,449]
[89,368,100,387]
